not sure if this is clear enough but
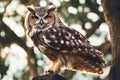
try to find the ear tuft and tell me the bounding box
[27,7,35,13]
[47,5,56,12]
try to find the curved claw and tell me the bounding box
[45,70,55,75]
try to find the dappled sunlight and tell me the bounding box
[68,6,78,14]
[3,17,25,37]
[70,24,86,35]
[88,34,105,46]
[79,0,86,4]
[2,44,28,80]
[85,22,92,29]
[0,2,5,13]
[39,0,47,7]
[87,12,100,22]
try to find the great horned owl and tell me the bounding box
[25,6,105,74]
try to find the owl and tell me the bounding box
[25,6,105,74]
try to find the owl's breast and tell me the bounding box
[31,26,68,53]
[30,28,61,60]
[41,26,72,51]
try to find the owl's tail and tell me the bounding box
[62,50,105,74]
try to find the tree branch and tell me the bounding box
[85,18,104,38]
[32,73,66,80]
[0,15,38,77]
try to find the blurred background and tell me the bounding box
[0,0,112,80]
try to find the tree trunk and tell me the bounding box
[101,0,120,80]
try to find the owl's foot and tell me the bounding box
[45,70,55,75]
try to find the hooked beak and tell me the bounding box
[39,18,44,26]
[36,18,44,26]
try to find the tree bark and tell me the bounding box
[101,0,120,80]
[32,73,66,80]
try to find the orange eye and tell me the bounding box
[44,13,51,19]
[31,14,38,20]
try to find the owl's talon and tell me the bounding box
[45,70,55,75]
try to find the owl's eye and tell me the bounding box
[44,13,51,19]
[31,14,38,20]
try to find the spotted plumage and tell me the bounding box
[25,6,105,74]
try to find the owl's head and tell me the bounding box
[25,6,61,34]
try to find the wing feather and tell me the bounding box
[41,26,104,65]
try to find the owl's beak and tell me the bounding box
[35,18,46,27]
[39,18,44,26]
